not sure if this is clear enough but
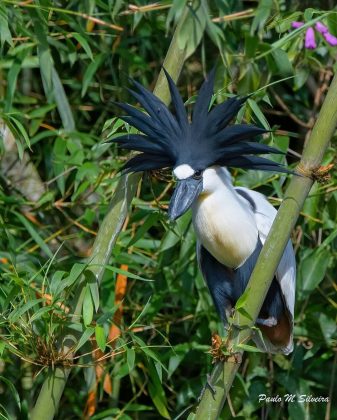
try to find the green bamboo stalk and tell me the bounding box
[195,73,337,419]
[30,3,197,419]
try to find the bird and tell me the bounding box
[110,67,296,355]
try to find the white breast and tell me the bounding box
[192,168,258,268]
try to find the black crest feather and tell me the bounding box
[110,68,289,174]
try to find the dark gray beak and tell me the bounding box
[168,178,203,221]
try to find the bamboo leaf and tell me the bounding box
[234,343,263,353]
[0,376,20,410]
[147,361,170,419]
[127,347,135,372]
[95,325,106,352]
[51,67,76,131]
[83,285,94,326]
[104,265,153,282]
[81,53,106,97]
[9,299,44,323]
[72,33,94,61]
[177,0,207,59]
[0,4,12,47]
[129,296,152,329]
[13,211,53,258]
[5,56,22,112]
[74,327,95,352]
[299,248,330,293]
[7,115,31,151]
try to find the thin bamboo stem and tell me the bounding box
[30,3,194,419]
[195,73,337,418]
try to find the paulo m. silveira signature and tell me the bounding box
[259,394,329,403]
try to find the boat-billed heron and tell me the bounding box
[110,68,296,354]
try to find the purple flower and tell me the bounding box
[292,21,304,29]
[324,32,337,46]
[315,22,328,34]
[292,20,337,49]
[305,27,316,49]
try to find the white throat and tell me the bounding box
[192,167,258,268]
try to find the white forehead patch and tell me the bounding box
[173,164,194,180]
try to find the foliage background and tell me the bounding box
[0,0,336,419]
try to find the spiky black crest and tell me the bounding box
[110,68,288,175]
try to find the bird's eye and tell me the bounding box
[193,170,203,180]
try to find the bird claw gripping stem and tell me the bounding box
[198,373,217,402]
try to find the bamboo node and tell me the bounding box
[296,162,333,184]
[209,334,227,362]
[226,353,242,364]
[209,334,242,364]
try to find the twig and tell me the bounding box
[271,88,312,129]
[212,9,255,23]
[3,0,124,32]
[120,2,171,15]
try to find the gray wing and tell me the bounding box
[235,187,296,354]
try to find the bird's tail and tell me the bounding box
[253,312,293,355]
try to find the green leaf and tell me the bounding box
[104,265,153,282]
[13,211,52,258]
[299,248,330,293]
[7,115,31,151]
[318,313,337,346]
[84,269,100,312]
[83,285,94,326]
[271,49,293,76]
[127,347,135,372]
[304,8,315,22]
[74,327,95,352]
[52,67,75,131]
[177,0,207,59]
[128,213,160,247]
[0,4,13,47]
[0,376,20,410]
[235,290,249,310]
[247,99,270,130]
[30,10,54,99]
[5,56,23,112]
[235,343,263,353]
[132,335,168,373]
[81,53,106,97]
[9,299,44,323]
[129,296,152,329]
[236,306,253,321]
[245,35,259,59]
[28,104,57,119]
[50,270,67,296]
[147,361,170,419]
[96,307,120,325]
[251,0,273,34]
[95,325,106,352]
[58,263,87,293]
[72,33,94,61]
[29,305,54,322]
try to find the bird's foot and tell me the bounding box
[256,317,277,327]
[206,374,216,397]
[198,374,216,402]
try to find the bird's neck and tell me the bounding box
[198,167,245,206]
[192,167,258,268]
